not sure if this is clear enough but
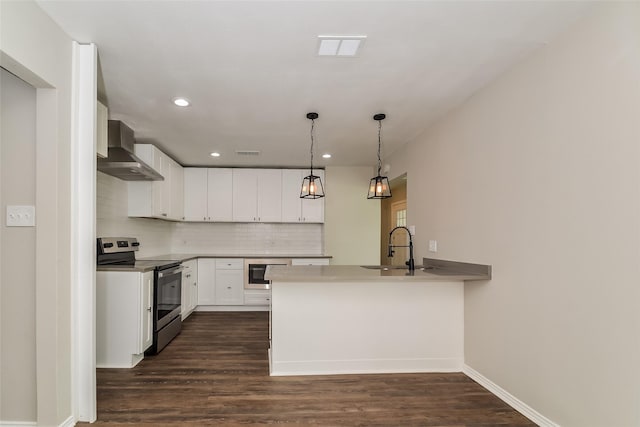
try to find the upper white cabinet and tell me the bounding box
[96,101,108,158]
[183,168,207,221]
[133,164,324,223]
[282,169,325,223]
[232,169,282,222]
[183,168,233,222]
[128,144,183,221]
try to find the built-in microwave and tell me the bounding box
[244,258,291,290]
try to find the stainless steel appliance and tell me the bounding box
[96,120,164,181]
[244,258,291,290]
[97,237,182,354]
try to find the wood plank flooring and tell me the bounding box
[85,312,535,426]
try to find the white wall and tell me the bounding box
[324,166,380,265]
[387,3,640,426]
[0,1,75,425]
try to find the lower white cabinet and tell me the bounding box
[244,289,271,306]
[214,259,244,305]
[291,258,330,266]
[197,258,216,305]
[181,259,198,319]
[96,270,153,368]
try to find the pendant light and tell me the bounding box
[300,112,325,199]
[367,113,392,199]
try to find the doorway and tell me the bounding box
[380,174,407,265]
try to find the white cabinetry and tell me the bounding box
[214,259,244,305]
[232,169,282,222]
[96,101,108,158]
[128,144,183,220]
[282,169,325,223]
[183,168,233,221]
[291,258,330,266]
[96,270,153,368]
[197,258,216,305]
[181,259,198,319]
[244,289,271,306]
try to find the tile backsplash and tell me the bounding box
[97,172,324,256]
[171,222,323,255]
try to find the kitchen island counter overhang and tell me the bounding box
[266,260,490,376]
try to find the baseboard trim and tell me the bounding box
[463,364,559,427]
[271,357,463,376]
[0,422,37,426]
[59,415,76,427]
[0,415,74,427]
[196,305,269,312]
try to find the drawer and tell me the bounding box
[215,258,243,269]
[291,258,330,266]
[244,290,271,305]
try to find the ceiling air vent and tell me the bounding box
[235,150,261,156]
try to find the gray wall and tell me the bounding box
[386,3,640,425]
[0,1,75,424]
[0,68,37,422]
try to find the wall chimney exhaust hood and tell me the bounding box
[97,120,164,181]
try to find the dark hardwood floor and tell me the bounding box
[86,311,534,426]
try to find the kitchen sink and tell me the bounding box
[360,265,424,270]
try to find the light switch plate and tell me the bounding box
[408,225,416,235]
[428,240,438,252]
[6,205,36,227]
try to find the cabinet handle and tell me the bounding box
[204,216,206,221]
[147,307,152,312]
[162,213,167,217]
[208,217,211,221]
[227,286,232,289]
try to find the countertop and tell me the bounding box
[265,264,490,283]
[97,254,331,272]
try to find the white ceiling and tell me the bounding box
[37,0,594,169]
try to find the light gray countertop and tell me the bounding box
[265,264,490,283]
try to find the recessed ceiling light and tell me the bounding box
[210,152,221,157]
[317,35,366,57]
[173,97,190,107]
[322,153,332,159]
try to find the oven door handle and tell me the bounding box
[158,265,184,278]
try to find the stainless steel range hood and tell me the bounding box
[97,120,164,181]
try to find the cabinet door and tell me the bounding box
[232,169,258,222]
[140,271,154,352]
[281,169,303,222]
[171,160,184,220]
[208,168,233,221]
[197,258,216,305]
[189,261,198,312]
[183,168,208,221]
[257,169,282,222]
[96,101,108,158]
[214,269,244,305]
[301,169,325,223]
[181,263,192,319]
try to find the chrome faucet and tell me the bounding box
[388,226,415,271]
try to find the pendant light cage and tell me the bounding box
[367,113,392,199]
[301,112,325,199]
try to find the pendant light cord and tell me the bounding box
[377,119,382,176]
[310,118,315,174]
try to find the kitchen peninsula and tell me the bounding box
[266,259,490,376]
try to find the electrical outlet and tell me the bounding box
[428,240,437,252]
[408,225,415,235]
